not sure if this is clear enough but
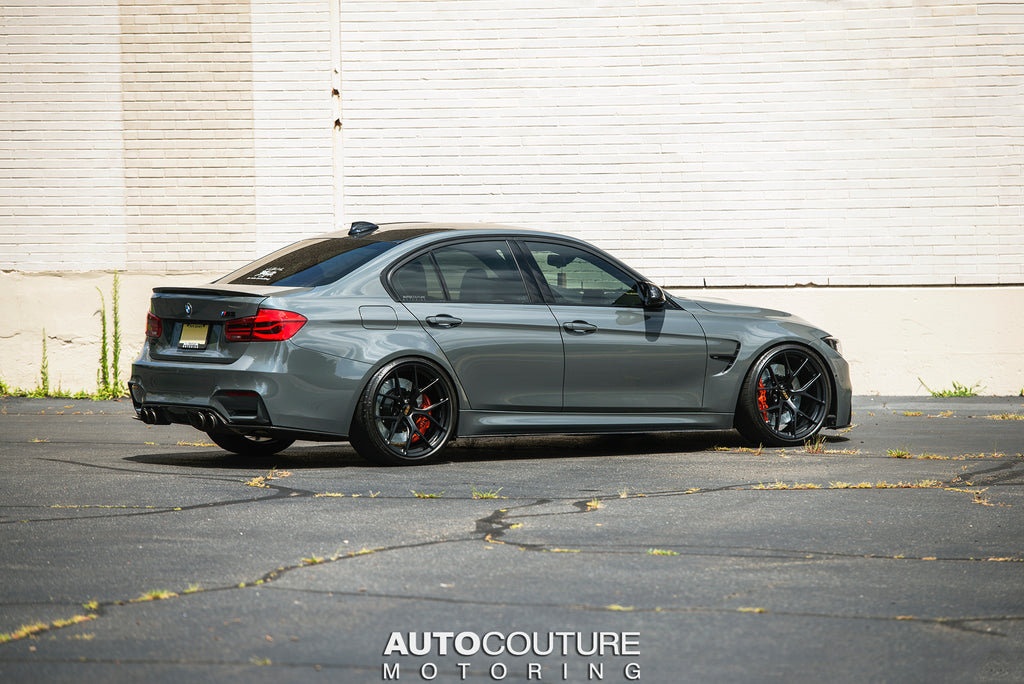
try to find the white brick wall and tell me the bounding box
[251,0,335,257]
[119,1,260,272]
[0,1,1021,393]
[0,0,1020,286]
[0,0,336,274]
[0,0,127,271]
[338,0,1024,287]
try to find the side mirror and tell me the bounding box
[638,281,666,309]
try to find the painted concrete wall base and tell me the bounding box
[672,285,1024,397]
[1,272,1021,396]
[1,271,220,394]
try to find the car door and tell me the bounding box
[520,240,707,411]
[391,239,564,411]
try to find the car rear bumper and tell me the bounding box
[129,342,373,438]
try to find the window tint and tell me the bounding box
[432,241,529,304]
[221,239,397,287]
[391,255,446,302]
[524,241,641,307]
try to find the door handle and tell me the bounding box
[562,320,597,334]
[426,314,463,329]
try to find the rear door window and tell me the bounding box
[430,241,530,304]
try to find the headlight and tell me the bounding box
[822,336,843,356]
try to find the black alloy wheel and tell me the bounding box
[349,358,457,465]
[736,344,832,447]
[207,431,294,457]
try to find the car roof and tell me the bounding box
[319,222,542,243]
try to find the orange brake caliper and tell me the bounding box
[410,394,432,443]
[757,378,769,421]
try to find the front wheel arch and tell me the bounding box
[734,343,834,447]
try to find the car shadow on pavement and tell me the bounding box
[124,430,850,470]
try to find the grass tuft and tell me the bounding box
[804,436,827,454]
[918,378,983,397]
[131,589,177,603]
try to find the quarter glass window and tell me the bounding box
[391,255,446,302]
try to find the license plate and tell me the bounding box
[178,323,209,349]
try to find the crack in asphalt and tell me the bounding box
[2,460,1021,650]
[0,655,378,673]
[249,585,1024,636]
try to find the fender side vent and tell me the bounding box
[708,339,740,376]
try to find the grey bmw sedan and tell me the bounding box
[130,222,852,465]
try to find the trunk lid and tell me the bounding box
[147,285,307,363]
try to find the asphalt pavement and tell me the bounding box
[1,395,1022,683]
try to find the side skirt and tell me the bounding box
[456,410,735,438]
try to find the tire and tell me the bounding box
[349,358,457,466]
[207,431,294,457]
[735,344,832,447]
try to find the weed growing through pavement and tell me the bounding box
[0,615,96,644]
[411,490,444,498]
[827,480,941,489]
[472,487,505,499]
[245,467,292,488]
[131,589,177,603]
[585,498,603,511]
[647,549,679,556]
[804,436,827,453]
[714,445,765,455]
[752,480,821,490]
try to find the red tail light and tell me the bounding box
[225,309,307,342]
[146,312,163,339]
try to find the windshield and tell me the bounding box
[218,239,398,287]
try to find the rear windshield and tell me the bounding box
[219,239,398,287]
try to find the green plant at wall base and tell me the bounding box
[111,272,121,392]
[95,273,124,399]
[918,378,983,398]
[40,329,49,394]
[97,288,109,393]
